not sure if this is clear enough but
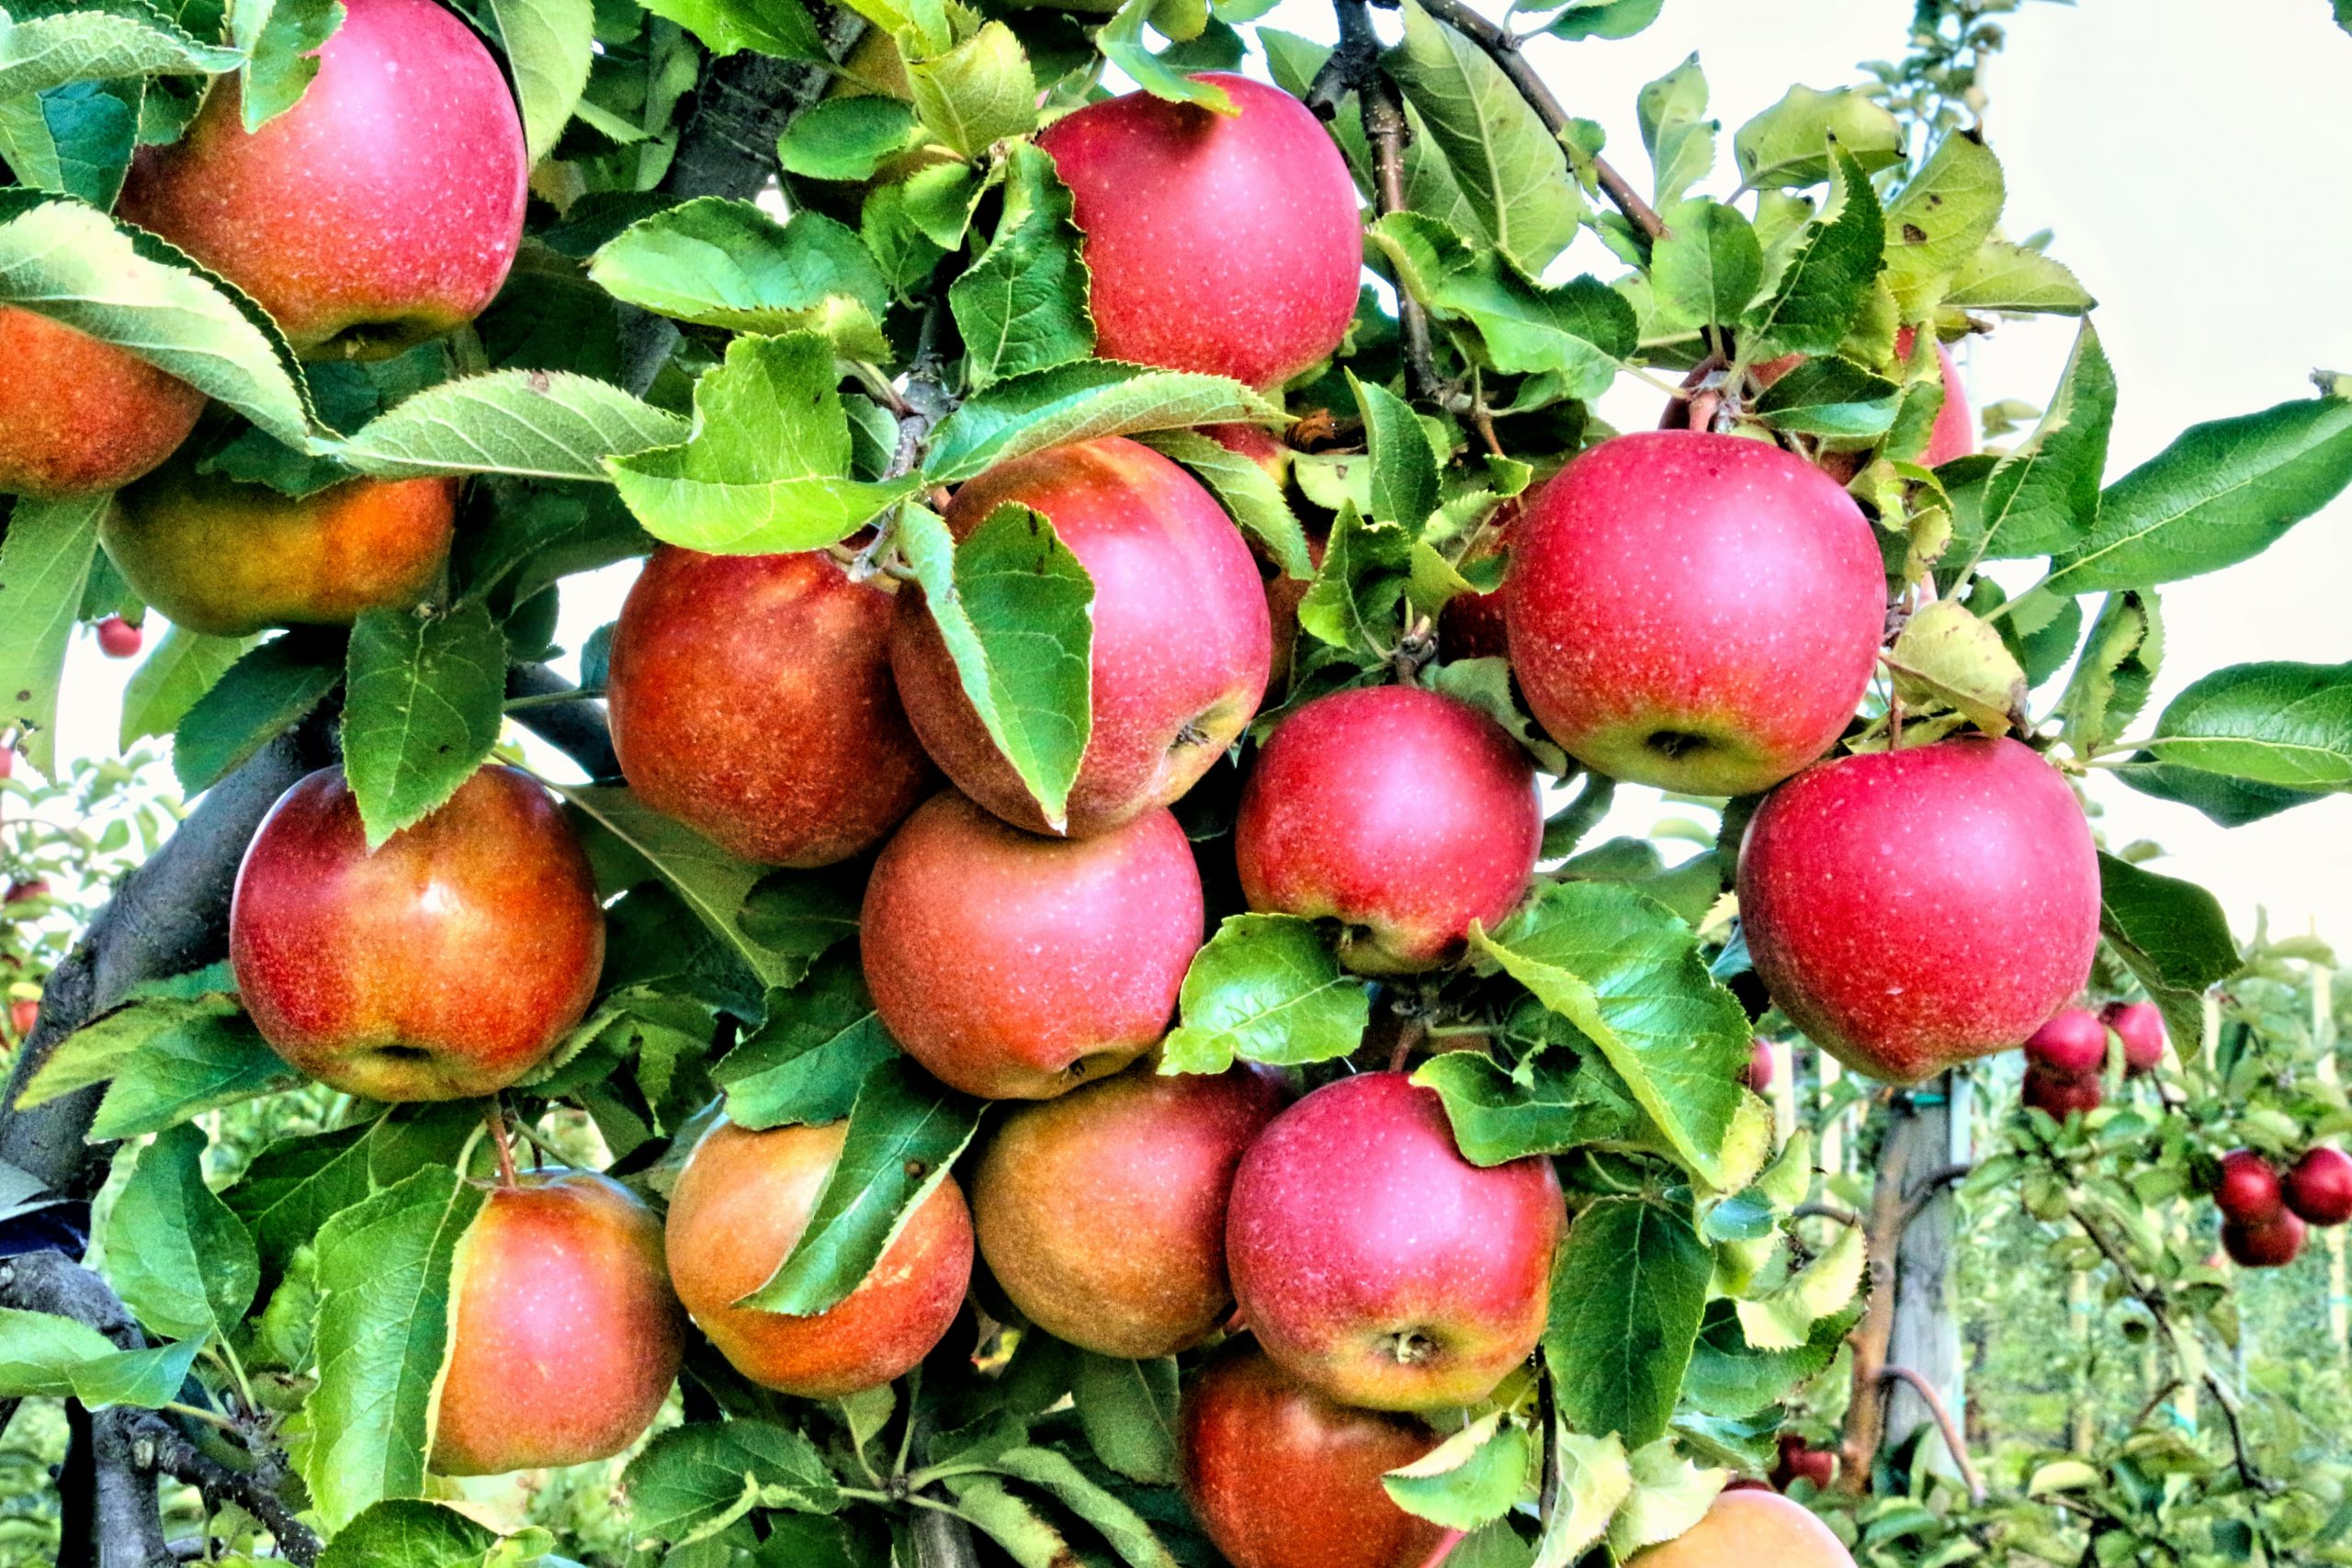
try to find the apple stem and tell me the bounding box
[486,1105,520,1189]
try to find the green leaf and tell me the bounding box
[316,1501,497,1568]
[2057,589,2158,761]
[2045,390,2352,593]
[1605,1440,1723,1561]
[1945,239,2094,315]
[488,0,595,164]
[107,1122,257,1345]
[2098,852,2239,1055]
[1881,130,2006,319]
[0,80,141,208]
[0,9,240,101]
[1733,1219,1863,1350]
[1649,199,1762,332]
[714,954,899,1131]
[1680,1299,1862,1418]
[1383,1412,1533,1530]
[171,634,341,795]
[0,491,102,778]
[609,331,922,554]
[231,0,340,130]
[591,199,891,357]
[1159,913,1369,1074]
[0,1309,198,1406]
[119,626,254,750]
[2143,660,2352,790]
[331,370,687,482]
[922,360,1281,483]
[2112,756,2321,829]
[1741,144,1883,362]
[1751,355,1898,438]
[1351,371,1440,530]
[949,141,1093,389]
[1372,218,1634,400]
[779,96,926,181]
[1531,1424,1633,1568]
[1634,54,1713,209]
[631,0,828,59]
[738,1055,982,1315]
[1470,881,1751,1189]
[898,500,1093,831]
[1096,0,1233,114]
[224,1104,480,1282]
[1970,319,2115,562]
[340,601,507,849]
[1538,0,1661,39]
[1730,85,1902,188]
[907,19,1035,155]
[1543,1198,1709,1447]
[944,1473,1080,1568]
[625,1420,842,1546]
[304,1165,487,1531]
[16,984,300,1139]
[991,1447,1180,1568]
[1074,1351,1181,1484]
[1883,598,2025,735]
[1412,1046,1661,1168]
[1136,430,1311,579]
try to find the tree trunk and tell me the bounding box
[1883,1077,1968,1475]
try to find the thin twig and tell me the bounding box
[1876,1365,1984,1504]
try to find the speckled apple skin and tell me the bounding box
[860,792,1204,1100]
[1226,1072,1563,1412]
[0,310,204,498]
[1627,1488,1856,1568]
[106,463,456,637]
[2025,1007,2108,1077]
[973,1060,1286,1358]
[1506,431,1886,795]
[664,1120,973,1398]
[117,0,526,359]
[606,548,934,866]
[431,1171,684,1476]
[1736,736,2099,1084]
[229,765,605,1101]
[1180,1342,1456,1568]
[1037,76,1361,389]
[891,437,1271,838]
[1236,685,1542,975]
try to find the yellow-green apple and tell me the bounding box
[2215,1149,2284,1225]
[0,310,204,497]
[1736,737,2099,1083]
[1179,1341,1456,1568]
[105,459,456,637]
[664,1119,973,1397]
[1037,76,1361,389]
[96,617,142,660]
[971,1059,1286,1357]
[2101,1000,2165,1077]
[230,764,605,1100]
[1225,1071,1562,1412]
[1629,1488,1855,1568]
[2286,1147,2352,1227]
[1505,432,1886,795]
[606,547,933,865]
[116,0,526,358]
[2222,1209,2306,1269]
[891,437,1271,837]
[431,1170,684,1475]
[1234,685,1543,975]
[860,791,1203,1100]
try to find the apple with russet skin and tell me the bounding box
[1628,1487,1856,1568]
[105,459,458,637]
[431,1170,685,1476]
[2222,1210,2306,1269]
[0,310,205,498]
[1736,736,2100,1084]
[1226,1071,1563,1413]
[2102,1000,2166,1077]
[892,437,1272,837]
[2214,1149,2285,1225]
[2026,1008,2109,1078]
[95,617,142,660]
[606,547,934,866]
[2285,1147,2352,1227]
[861,791,1204,1100]
[1236,685,1543,975]
[1179,1341,1457,1568]
[971,1059,1287,1358]
[2022,1066,2102,1120]
[230,764,605,1102]
[664,1118,973,1398]
[116,0,526,359]
[1505,431,1887,795]
[1038,75,1361,389]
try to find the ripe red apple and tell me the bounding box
[2214,1149,2285,1225]
[971,1060,1286,1358]
[106,462,457,637]
[1235,685,1543,975]
[1747,1038,1775,1095]
[1505,432,1886,795]
[2021,1065,2101,1120]
[2222,1210,2306,1270]
[0,310,204,498]
[95,617,141,660]
[1629,1488,1855,1568]
[1203,423,1292,482]
[117,0,526,358]
[6,998,36,1041]
[1736,737,2100,1083]
[2025,1008,2109,1078]
[665,1119,973,1398]
[1769,1433,1835,1491]
[3,880,47,906]
[1908,329,1974,468]
[1037,76,1361,389]
[861,791,1203,1100]
[2286,1148,2352,1227]
[892,437,1271,837]
[431,1170,685,1476]
[230,764,605,1101]
[2100,1000,2165,1077]
[1179,1341,1455,1568]
[1436,505,1517,662]
[606,548,933,866]
[1226,1071,1563,1412]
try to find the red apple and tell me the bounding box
[2021,1065,2101,1120]
[431,1170,685,1476]
[892,437,1272,837]
[1629,1488,1855,1568]
[1436,504,1518,662]
[1747,1038,1775,1095]
[1769,1433,1835,1491]
[2214,1149,2285,1225]
[3,879,48,906]
[2101,1000,2165,1077]
[95,617,141,660]
[230,764,605,1101]
[2222,1210,2306,1269]
[665,1119,973,1398]
[2025,1008,2109,1078]
[971,1060,1286,1358]
[107,462,458,637]
[117,0,526,358]
[1179,1341,1455,1568]
[6,998,36,1041]
[861,791,1203,1100]
[0,310,204,498]
[1226,1071,1563,1412]
[606,547,933,866]
[1505,432,1886,795]
[1203,423,1292,483]
[1736,736,2100,1083]
[1907,329,1974,468]
[1235,685,1542,975]
[1037,76,1361,389]
[2286,1148,2352,1227]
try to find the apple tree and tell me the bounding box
[0,0,2346,1563]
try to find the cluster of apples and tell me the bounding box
[2019,1000,2166,1118]
[2211,1145,2352,1269]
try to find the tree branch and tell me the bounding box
[1875,1365,1983,1504]
[506,661,619,782]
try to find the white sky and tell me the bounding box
[41,0,2352,946]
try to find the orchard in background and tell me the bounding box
[0,0,2348,1562]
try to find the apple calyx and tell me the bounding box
[1379,1329,1442,1367]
